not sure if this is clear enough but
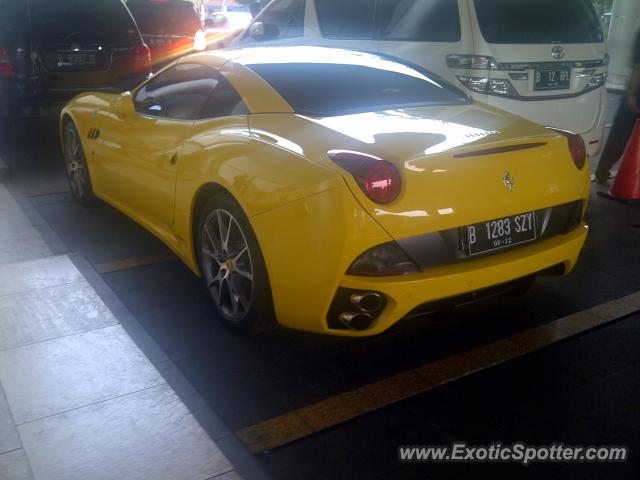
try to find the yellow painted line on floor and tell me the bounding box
[236,292,640,454]
[94,251,176,274]
[26,188,71,198]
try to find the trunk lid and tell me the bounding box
[303,104,588,240]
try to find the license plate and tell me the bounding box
[534,68,570,91]
[466,212,537,256]
[57,52,96,67]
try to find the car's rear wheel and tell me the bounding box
[197,193,275,334]
[63,121,95,204]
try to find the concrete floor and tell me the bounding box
[0,94,638,479]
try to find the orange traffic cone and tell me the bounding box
[608,119,640,203]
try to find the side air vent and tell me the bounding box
[87,128,100,140]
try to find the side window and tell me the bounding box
[315,0,376,40]
[199,75,248,119]
[376,0,461,42]
[241,0,306,43]
[134,64,246,120]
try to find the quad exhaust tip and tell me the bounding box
[350,292,384,313]
[339,311,374,331]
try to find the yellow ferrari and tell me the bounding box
[60,47,590,336]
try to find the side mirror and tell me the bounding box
[115,92,136,117]
[249,22,265,39]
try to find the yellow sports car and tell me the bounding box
[60,47,590,336]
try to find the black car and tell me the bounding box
[127,0,205,70]
[0,0,151,127]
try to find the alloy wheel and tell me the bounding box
[64,125,88,199]
[201,208,254,322]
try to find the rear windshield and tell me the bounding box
[474,0,603,44]
[127,1,201,37]
[29,0,138,44]
[246,57,469,116]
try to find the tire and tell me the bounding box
[197,193,276,334]
[63,121,95,204]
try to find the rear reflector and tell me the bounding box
[0,48,15,78]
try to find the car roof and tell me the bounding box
[180,46,456,115]
[211,46,403,68]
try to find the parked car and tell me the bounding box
[233,0,609,156]
[126,0,206,70]
[204,11,254,49]
[60,47,589,336]
[0,0,151,126]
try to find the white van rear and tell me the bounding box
[234,0,608,155]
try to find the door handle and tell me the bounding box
[170,153,178,165]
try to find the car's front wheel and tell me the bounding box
[63,121,95,204]
[197,193,275,334]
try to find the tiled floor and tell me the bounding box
[0,184,239,480]
[0,185,51,264]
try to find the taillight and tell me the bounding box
[447,54,499,70]
[0,48,15,78]
[546,128,587,170]
[134,44,151,75]
[328,150,401,204]
[193,29,207,51]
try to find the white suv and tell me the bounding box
[233,0,609,155]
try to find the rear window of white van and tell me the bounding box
[315,0,461,42]
[475,0,603,44]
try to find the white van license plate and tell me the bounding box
[534,68,570,91]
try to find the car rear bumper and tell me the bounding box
[328,223,589,337]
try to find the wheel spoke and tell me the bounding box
[231,246,248,263]
[216,210,227,252]
[202,247,221,264]
[224,216,233,253]
[207,273,223,306]
[203,225,222,258]
[232,267,252,282]
[231,274,251,311]
[228,280,240,315]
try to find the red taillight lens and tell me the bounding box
[328,150,401,204]
[0,48,15,78]
[568,134,587,170]
[134,44,152,75]
[547,127,587,170]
